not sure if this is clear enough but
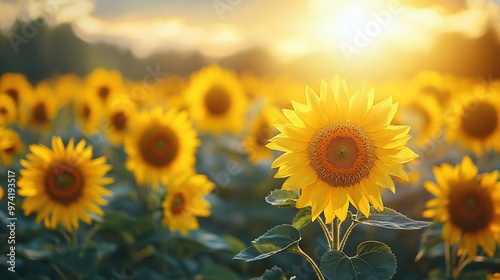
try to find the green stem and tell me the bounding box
[51,264,68,280]
[317,217,333,251]
[332,217,340,251]
[296,246,325,280]
[82,224,100,248]
[60,229,72,245]
[339,221,358,251]
[453,254,470,278]
[72,229,79,249]
[444,241,452,279]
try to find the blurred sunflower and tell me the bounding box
[396,94,443,146]
[24,82,59,130]
[0,72,32,108]
[125,107,199,188]
[244,106,279,164]
[18,137,114,232]
[162,173,214,235]
[239,72,270,101]
[85,68,124,110]
[0,127,24,166]
[0,94,17,127]
[267,76,418,222]
[268,75,306,109]
[153,75,187,110]
[423,156,500,258]
[53,74,82,107]
[446,87,500,155]
[104,96,136,146]
[411,71,455,107]
[74,93,103,135]
[184,65,248,134]
[489,273,500,280]
[0,186,3,201]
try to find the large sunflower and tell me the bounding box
[0,127,24,166]
[446,87,500,155]
[423,156,500,258]
[162,172,214,234]
[267,76,418,222]
[125,107,199,188]
[18,137,114,232]
[184,65,248,134]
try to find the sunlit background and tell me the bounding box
[1,0,500,81]
[2,1,500,279]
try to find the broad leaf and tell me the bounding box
[357,207,431,230]
[265,189,300,207]
[234,225,301,262]
[54,248,98,277]
[253,266,287,280]
[320,241,397,280]
[292,207,311,230]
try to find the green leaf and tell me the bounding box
[356,207,431,230]
[320,241,397,280]
[54,248,98,277]
[197,263,240,280]
[253,266,287,280]
[233,225,301,262]
[292,207,311,230]
[265,189,300,207]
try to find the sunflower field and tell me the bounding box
[1,2,500,280]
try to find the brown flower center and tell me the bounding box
[0,106,7,115]
[448,180,494,233]
[4,145,17,155]
[98,86,110,101]
[461,101,498,139]
[204,86,231,116]
[170,193,186,215]
[45,162,84,205]
[32,103,48,124]
[421,85,450,106]
[308,122,375,187]
[82,104,91,120]
[111,111,127,131]
[139,126,179,167]
[256,122,273,147]
[5,88,19,104]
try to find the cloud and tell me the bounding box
[0,0,94,30]
[1,0,499,60]
[72,16,243,58]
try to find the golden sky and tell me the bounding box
[1,0,499,63]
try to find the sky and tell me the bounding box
[1,0,500,63]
